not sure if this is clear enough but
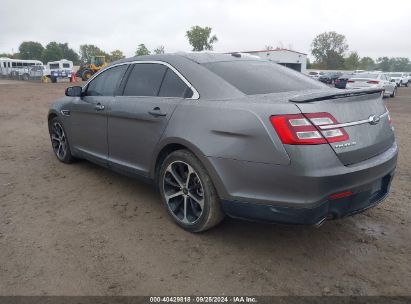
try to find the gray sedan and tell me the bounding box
[48,53,398,232]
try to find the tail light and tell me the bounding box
[335,79,340,84]
[367,80,379,84]
[270,113,349,145]
[347,80,354,83]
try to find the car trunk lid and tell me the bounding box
[290,89,394,165]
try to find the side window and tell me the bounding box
[123,63,167,96]
[158,68,193,98]
[86,65,128,97]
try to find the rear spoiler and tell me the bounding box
[289,88,382,103]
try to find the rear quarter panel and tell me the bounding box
[156,98,301,166]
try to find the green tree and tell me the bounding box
[344,51,360,70]
[376,57,390,72]
[18,41,44,60]
[311,31,348,69]
[135,44,150,56]
[79,44,108,63]
[0,53,15,58]
[58,43,79,64]
[186,26,218,51]
[109,49,125,61]
[153,45,165,54]
[42,42,63,62]
[359,56,375,70]
[389,57,411,72]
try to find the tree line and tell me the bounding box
[0,26,218,65]
[1,27,409,72]
[309,31,411,72]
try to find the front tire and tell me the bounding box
[81,70,93,81]
[48,117,74,163]
[158,150,224,232]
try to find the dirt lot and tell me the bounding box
[0,79,410,296]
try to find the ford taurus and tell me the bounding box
[48,53,398,232]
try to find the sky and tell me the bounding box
[1,0,410,60]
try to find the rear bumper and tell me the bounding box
[209,142,398,224]
[221,171,394,225]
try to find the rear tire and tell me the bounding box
[158,150,225,232]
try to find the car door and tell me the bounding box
[108,62,194,176]
[69,64,128,165]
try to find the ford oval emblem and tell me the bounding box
[368,114,380,125]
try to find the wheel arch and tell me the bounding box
[151,138,227,198]
[47,110,59,122]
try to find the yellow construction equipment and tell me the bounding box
[76,55,108,81]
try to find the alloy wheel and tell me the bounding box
[163,161,204,224]
[50,121,67,160]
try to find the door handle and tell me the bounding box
[95,103,105,111]
[148,107,167,117]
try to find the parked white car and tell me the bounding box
[307,71,323,80]
[389,72,409,87]
[346,72,397,97]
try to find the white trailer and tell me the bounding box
[45,59,74,82]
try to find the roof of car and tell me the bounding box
[112,52,262,66]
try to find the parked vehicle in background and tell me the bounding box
[389,72,409,87]
[319,72,343,84]
[346,72,397,97]
[334,73,353,89]
[308,71,323,80]
[8,64,46,80]
[48,53,397,232]
[76,55,107,81]
[0,58,43,77]
[45,59,74,83]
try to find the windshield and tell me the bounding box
[203,60,326,95]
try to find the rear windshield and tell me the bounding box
[203,60,325,95]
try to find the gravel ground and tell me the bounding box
[0,80,410,296]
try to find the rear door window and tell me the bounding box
[123,63,167,96]
[86,65,128,96]
[158,68,192,98]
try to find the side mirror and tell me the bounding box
[65,86,82,97]
[390,79,395,82]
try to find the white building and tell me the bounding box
[232,49,307,73]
